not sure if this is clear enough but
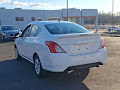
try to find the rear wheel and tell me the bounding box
[14,46,22,60]
[34,55,44,77]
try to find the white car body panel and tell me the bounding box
[15,21,107,72]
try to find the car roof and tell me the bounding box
[29,21,71,25]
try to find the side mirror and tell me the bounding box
[17,31,23,37]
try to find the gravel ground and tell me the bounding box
[0,36,120,90]
[83,36,120,90]
[0,41,15,61]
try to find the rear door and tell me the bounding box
[24,24,42,62]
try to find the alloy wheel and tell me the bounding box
[35,58,41,75]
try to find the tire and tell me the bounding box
[14,46,22,60]
[34,55,45,77]
[1,35,5,41]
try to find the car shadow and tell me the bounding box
[0,59,89,90]
[0,39,14,43]
[102,32,120,37]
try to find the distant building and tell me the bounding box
[0,7,98,30]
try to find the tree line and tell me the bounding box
[84,11,120,25]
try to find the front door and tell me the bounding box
[19,25,32,57]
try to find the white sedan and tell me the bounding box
[14,21,107,77]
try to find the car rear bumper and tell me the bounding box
[41,48,107,72]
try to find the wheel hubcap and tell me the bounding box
[14,48,18,58]
[35,58,40,75]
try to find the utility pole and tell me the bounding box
[112,0,114,32]
[0,19,1,26]
[81,11,82,26]
[67,0,68,21]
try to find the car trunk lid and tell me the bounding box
[54,33,101,55]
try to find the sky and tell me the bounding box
[0,0,120,13]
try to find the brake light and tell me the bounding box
[45,41,66,53]
[99,38,105,49]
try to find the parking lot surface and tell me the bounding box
[0,36,120,90]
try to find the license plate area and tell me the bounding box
[69,42,94,54]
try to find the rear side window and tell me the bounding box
[45,23,90,34]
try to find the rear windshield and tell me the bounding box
[1,26,14,30]
[45,23,90,34]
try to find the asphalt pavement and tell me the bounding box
[0,40,89,90]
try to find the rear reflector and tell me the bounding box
[99,38,105,49]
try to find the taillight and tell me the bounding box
[99,38,105,49]
[45,41,66,53]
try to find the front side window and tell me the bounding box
[45,23,90,34]
[22,25,31,37]
[30,25,41,37]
